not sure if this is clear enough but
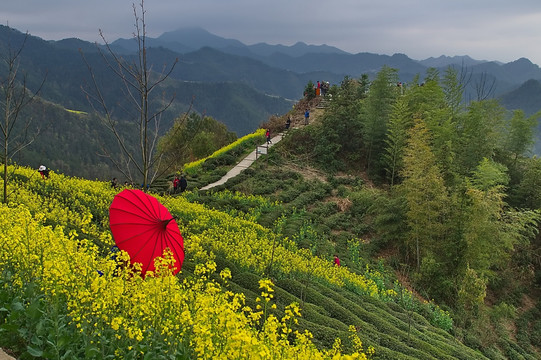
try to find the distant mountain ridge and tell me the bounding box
[500,79,541,115]
[499,79,541,154]
[78,26,541,160]
[417,55,492,68]
[3,24,541,176]
[109,27,541,120]
[110,27,541,95]
[111,27,348,58]
[5,24,541,122]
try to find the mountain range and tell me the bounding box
[110,27,541,121]
[2,25,541,179]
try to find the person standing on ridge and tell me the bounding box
[266,129,272,144]
[304,109,310,125]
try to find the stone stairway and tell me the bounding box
[200,132,284,190]
[316,96,331,109]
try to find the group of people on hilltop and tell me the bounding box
[316,80,330,97]
[303,80,331,99]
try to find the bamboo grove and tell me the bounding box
[283,66,541,326]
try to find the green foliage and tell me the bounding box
[400,118,449,271]
[469,158,509,191]
[504,109,540,159]
[304,80,316,100]
[457,267,487,314]
[384,96,413,185]
[199,66,541,358]
[513,156,541,209]
[158,112,237,173]
[312,77,364,172]
[14,102,123,180]
[441,66,465,116]
[456,100,507,173]
[362,66,400,178]
[183,128,265,176]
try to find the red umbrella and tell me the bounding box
[109,189,184,277]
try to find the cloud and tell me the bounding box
[2,0,541,65]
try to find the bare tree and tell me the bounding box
[0,29,46,203]
[442,62,472,115]
[82,0,180,189]
[474,71,497,101]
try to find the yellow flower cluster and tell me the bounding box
[0,165,375,358]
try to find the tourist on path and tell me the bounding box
[266,129,272,144]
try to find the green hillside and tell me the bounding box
[0,167,488,359]
[186,69,541,358]
[0,25,293,180]
[2,64,541,359]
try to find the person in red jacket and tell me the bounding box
[173,175,180,193]
[334,254,341,267]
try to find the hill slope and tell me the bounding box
[0,25,293,179]
[500,79,541,116]
[0,165,500,359]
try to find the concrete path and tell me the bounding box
[0,349,15,360]
[200,133,284,190]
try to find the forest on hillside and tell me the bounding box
[213,66,541,355]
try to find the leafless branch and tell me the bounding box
[80,0,180,189]
[1,29,46,202]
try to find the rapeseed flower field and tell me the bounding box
[0,165,383,358]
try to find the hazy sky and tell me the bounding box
[3,0,541,65]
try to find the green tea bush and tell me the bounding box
[531,319,541,347]
[297,319,344,351]
[277,186,303,202]
[311,201,340,218]
[327,175,364,188]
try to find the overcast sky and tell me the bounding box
[3,0,541,65]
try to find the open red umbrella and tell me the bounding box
[109,189,184,277]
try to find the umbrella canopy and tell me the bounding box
[109,189,184,277]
